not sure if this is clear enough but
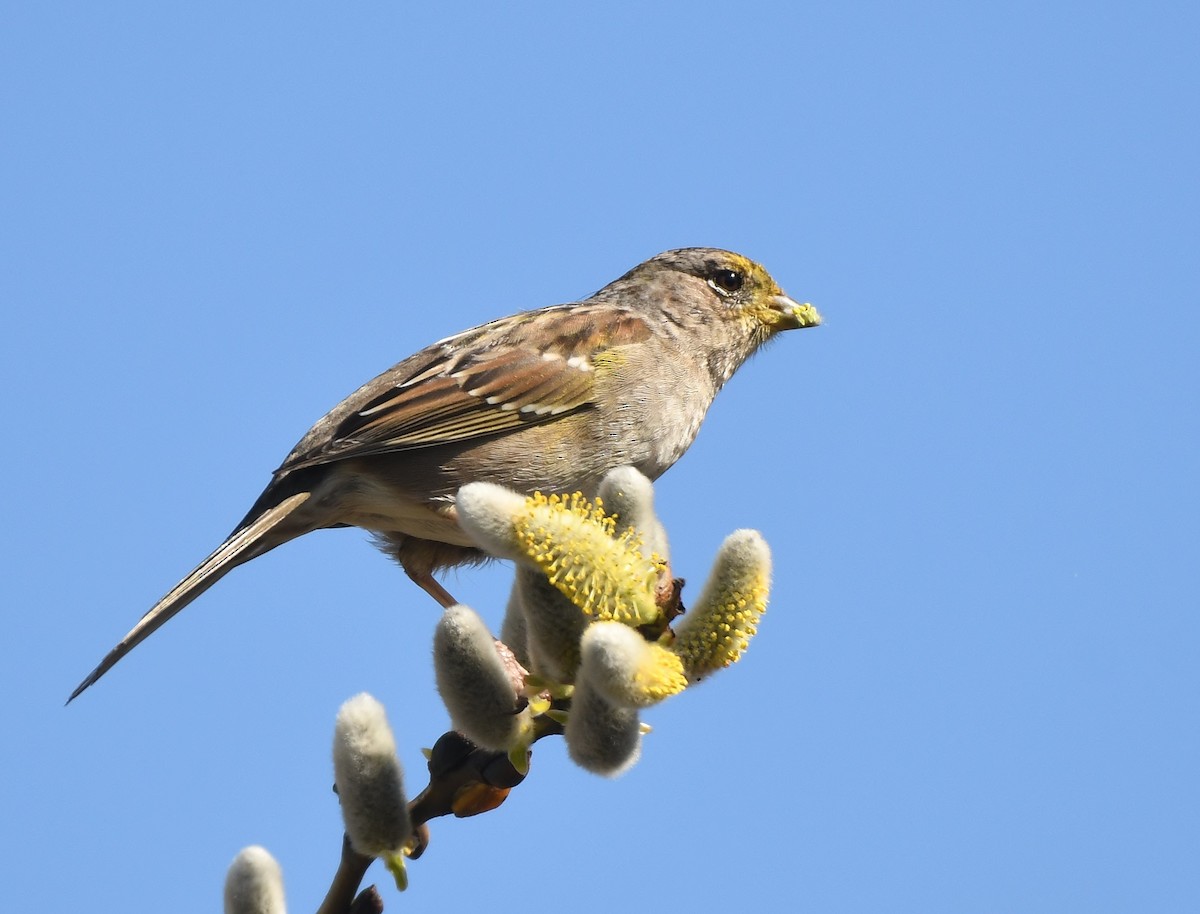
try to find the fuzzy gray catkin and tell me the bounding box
[332,693,411,859]
[597,466,670,561]
[223,845,286,914]
[499,581,532,669]
[564,667,642,776]
[434,605,528,751]
[515,566,588,682]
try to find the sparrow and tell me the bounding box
[69,248,820,701]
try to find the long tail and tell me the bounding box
[68,491,313,703]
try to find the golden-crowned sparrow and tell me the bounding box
[70,248,820,700]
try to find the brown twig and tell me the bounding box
[315,835,373,914]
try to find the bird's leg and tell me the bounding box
[406,568,459,608]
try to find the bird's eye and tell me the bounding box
[709,269,744,294]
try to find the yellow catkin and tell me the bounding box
[633,643,689,703]
[673,570,769,680]
[513,492,660,627]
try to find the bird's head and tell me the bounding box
[594,248,820,375]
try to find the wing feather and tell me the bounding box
[278,304,652,471]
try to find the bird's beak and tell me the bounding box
[770,293,822,330]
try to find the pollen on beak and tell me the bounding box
[770,294,822,329]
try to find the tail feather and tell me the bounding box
[68,491,313,703]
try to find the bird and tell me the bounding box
[69,248,821,701]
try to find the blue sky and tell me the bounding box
[3,2,1197,911]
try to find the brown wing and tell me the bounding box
[278,303,653,472]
